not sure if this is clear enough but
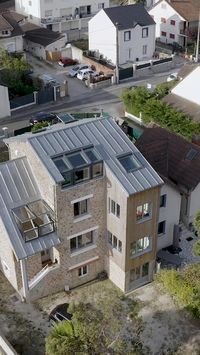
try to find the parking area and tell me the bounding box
[26,53,89,99]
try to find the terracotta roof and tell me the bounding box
[152,0,200,22]
[135,127,200,191]
[0,11,23,36]
[169,0,200,22]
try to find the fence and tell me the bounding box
[10,93,35,110]
[119,56,173,81]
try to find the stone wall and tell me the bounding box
[82,55,114,75]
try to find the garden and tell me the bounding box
[121,83,200,140]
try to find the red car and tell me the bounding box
[58,58,77,67]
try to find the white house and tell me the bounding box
[0,11,24,53]
[171,66,200,106]
[15,0,109,33]
[136,126,200,249]
[24,27,66,60]
[89,3,156,66]
[149,0,199,47]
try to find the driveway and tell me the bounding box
[26,53,89,99]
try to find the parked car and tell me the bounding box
[77,68,99,81]
[67,64,91,77]
[49,303,72,325]
[39,74,59,87]
[166,72,179,82]
[30,112,58,126]
[58,58,78,67]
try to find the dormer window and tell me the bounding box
[52,146,103,188]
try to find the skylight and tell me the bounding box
[185,148,198,161]
[118,154,140,172]
[68,153,87,168]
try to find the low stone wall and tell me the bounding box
[87,78,111,89]
[82,55,114,75]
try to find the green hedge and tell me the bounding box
[156,265,200,318]
[121,84,200,140]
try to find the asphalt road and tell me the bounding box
[0,69,181,132]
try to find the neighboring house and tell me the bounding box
[149,0,199,47]
[136,127,200,250]
[163,65,200,122]
[23,26,66,60]
[89,4,156,66]
[0,85,10,118]
[0,11,25,53]
[1,117,163,301]
[15,0,110,33]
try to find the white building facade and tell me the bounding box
[157,184,181,251]
[89,4,156,66]
[149,0,186,46]
[15,0,109,33]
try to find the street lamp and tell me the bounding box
[194,10,200,63]
[115,22,119,84]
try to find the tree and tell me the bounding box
[192,211,200,256]
[46,321,84,355]
[46,301,141,355]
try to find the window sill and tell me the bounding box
[109,245,122,255]
[79,273,88,278]
[136,216,152,224]
[158,233,166,237]
[73,214,91,223]
[70,244,97,256]
[130,248,151,259]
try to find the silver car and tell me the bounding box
[67,64,91,77]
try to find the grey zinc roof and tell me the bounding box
[103,4,155,30]
[0,157,60,260]
[22,117,163,195]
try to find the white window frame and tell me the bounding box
[142,45,147,55]
[78,265,88,277]
[158,220,166,235]
[108,198,120,218]
[136,202,152,222]
[107,231,122,253]
[124,30,131,41]
[130,236,151,258]
[142,27,148,38]
[160,194,167,208]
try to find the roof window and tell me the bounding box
[118,154,140,172]
[185,148,198,161]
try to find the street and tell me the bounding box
[0,62,184,132]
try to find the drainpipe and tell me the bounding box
[115,22,119,84]
[20,259,30,302]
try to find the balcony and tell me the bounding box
[41,13,93,25]
[12,200,55,242]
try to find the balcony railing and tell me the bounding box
[41,13,94,24]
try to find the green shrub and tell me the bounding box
[31,121,49,133]
[156,266,200,317]
[121,85,200,140]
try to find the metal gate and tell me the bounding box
[119,67,133,81]
[37,87,54,105]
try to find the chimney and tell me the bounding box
[192,135,200,146]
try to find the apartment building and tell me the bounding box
[15,0,110,34]
[0,117,163,301]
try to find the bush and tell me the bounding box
[121,85,200,140]
[156,266,200,317]
[31,121,49,133]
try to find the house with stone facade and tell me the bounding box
[0,117,163,301]
[136,126,200,250]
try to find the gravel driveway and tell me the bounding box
[134,282,200,355]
